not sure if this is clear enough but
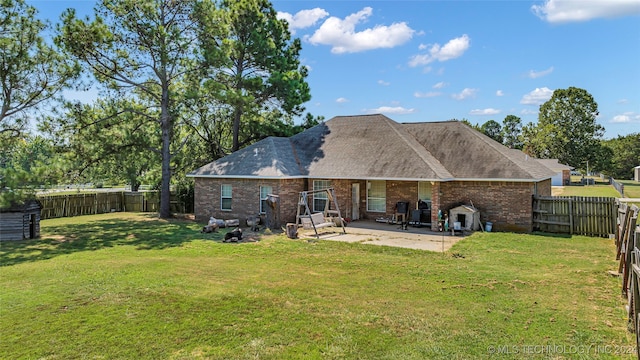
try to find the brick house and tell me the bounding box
[536,159,573,186]
[188,114,555,232]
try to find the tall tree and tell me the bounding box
[198,0,311,152]
[57,0,201,218]
[43,99,161,190]
[501,115,523,149]
[480,120,503,143]
[0,0,77,137]
[0,0,77,206]
[521,121,547,158]
[0,134,59,207]
[602,133,640,179]
[535,87,604,168]
[458,118,481,132]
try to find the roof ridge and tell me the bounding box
[383,117,453,179]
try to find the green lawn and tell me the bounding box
[1,213,635,359]
[620,180,640,199]
[554,185,621,197]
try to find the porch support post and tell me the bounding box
[431,182,441,232]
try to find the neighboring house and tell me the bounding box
[635,166,640,182]
[0,199,42,241]
[536,159,573,186]
[188,114,555,232]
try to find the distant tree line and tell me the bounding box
[462,87,639,180]
[1,0,320,212]
[2,0,638,211]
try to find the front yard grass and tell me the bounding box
[0,213,635,359]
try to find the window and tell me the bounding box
[220,184,232,211]
[418,182,432,201]
[259,186,273,214]
[313,180,331,212]
[367,180,386,212]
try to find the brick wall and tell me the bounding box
[430,182,441,230]
[194,177,551,232]
[535,179,552,196]
[194,178,304,224]
[438,180,547,232]
[562,170,570,186]
[321,179,353,219]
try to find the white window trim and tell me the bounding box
[220,184,232,211]
[313,180,330,213]
[259,186,272,214]
[367,180,386,213]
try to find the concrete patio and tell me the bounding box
[298,220,467,252]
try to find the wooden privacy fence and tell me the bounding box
[38,191,184,220]
[532,196,617,237]
[613,204,639,356]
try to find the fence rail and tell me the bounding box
[38,191,184,220]
[532,196,618,237]
[610,177,625,197]
[614,204,639,356]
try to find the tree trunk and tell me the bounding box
[265,194,280,230]
[159,86,172,219]
[232,108,242,152]
[286,223,297,239]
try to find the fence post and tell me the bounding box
[568,198,574,235]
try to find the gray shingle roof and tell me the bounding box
[403,121,556,180]
[188,114,555,181]
[535,159,573,172]
[189,137,302,178]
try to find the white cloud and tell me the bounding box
[520,87,554,105]
[451,88,478,100]
[521,109,538,115]
[433,81,447,89]
[496,90,504,96]
[470,108,501,115]
[308,7,414,54]
[378,80,390,86]
[618,99,629,104]
[611,112,640,123]
[527,66,554,79]
[421,66,433,74]
[414,91,442,98]
[409,34,470,67]
[532,0,640,23]
[367,106,416,115]
[336,97,349,103]
[277,8,329,34]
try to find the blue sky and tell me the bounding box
[31,0,640,139]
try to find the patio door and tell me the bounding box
[351,183,360,220]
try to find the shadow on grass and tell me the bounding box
[0,214,227,267]
[531,231,575,239]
